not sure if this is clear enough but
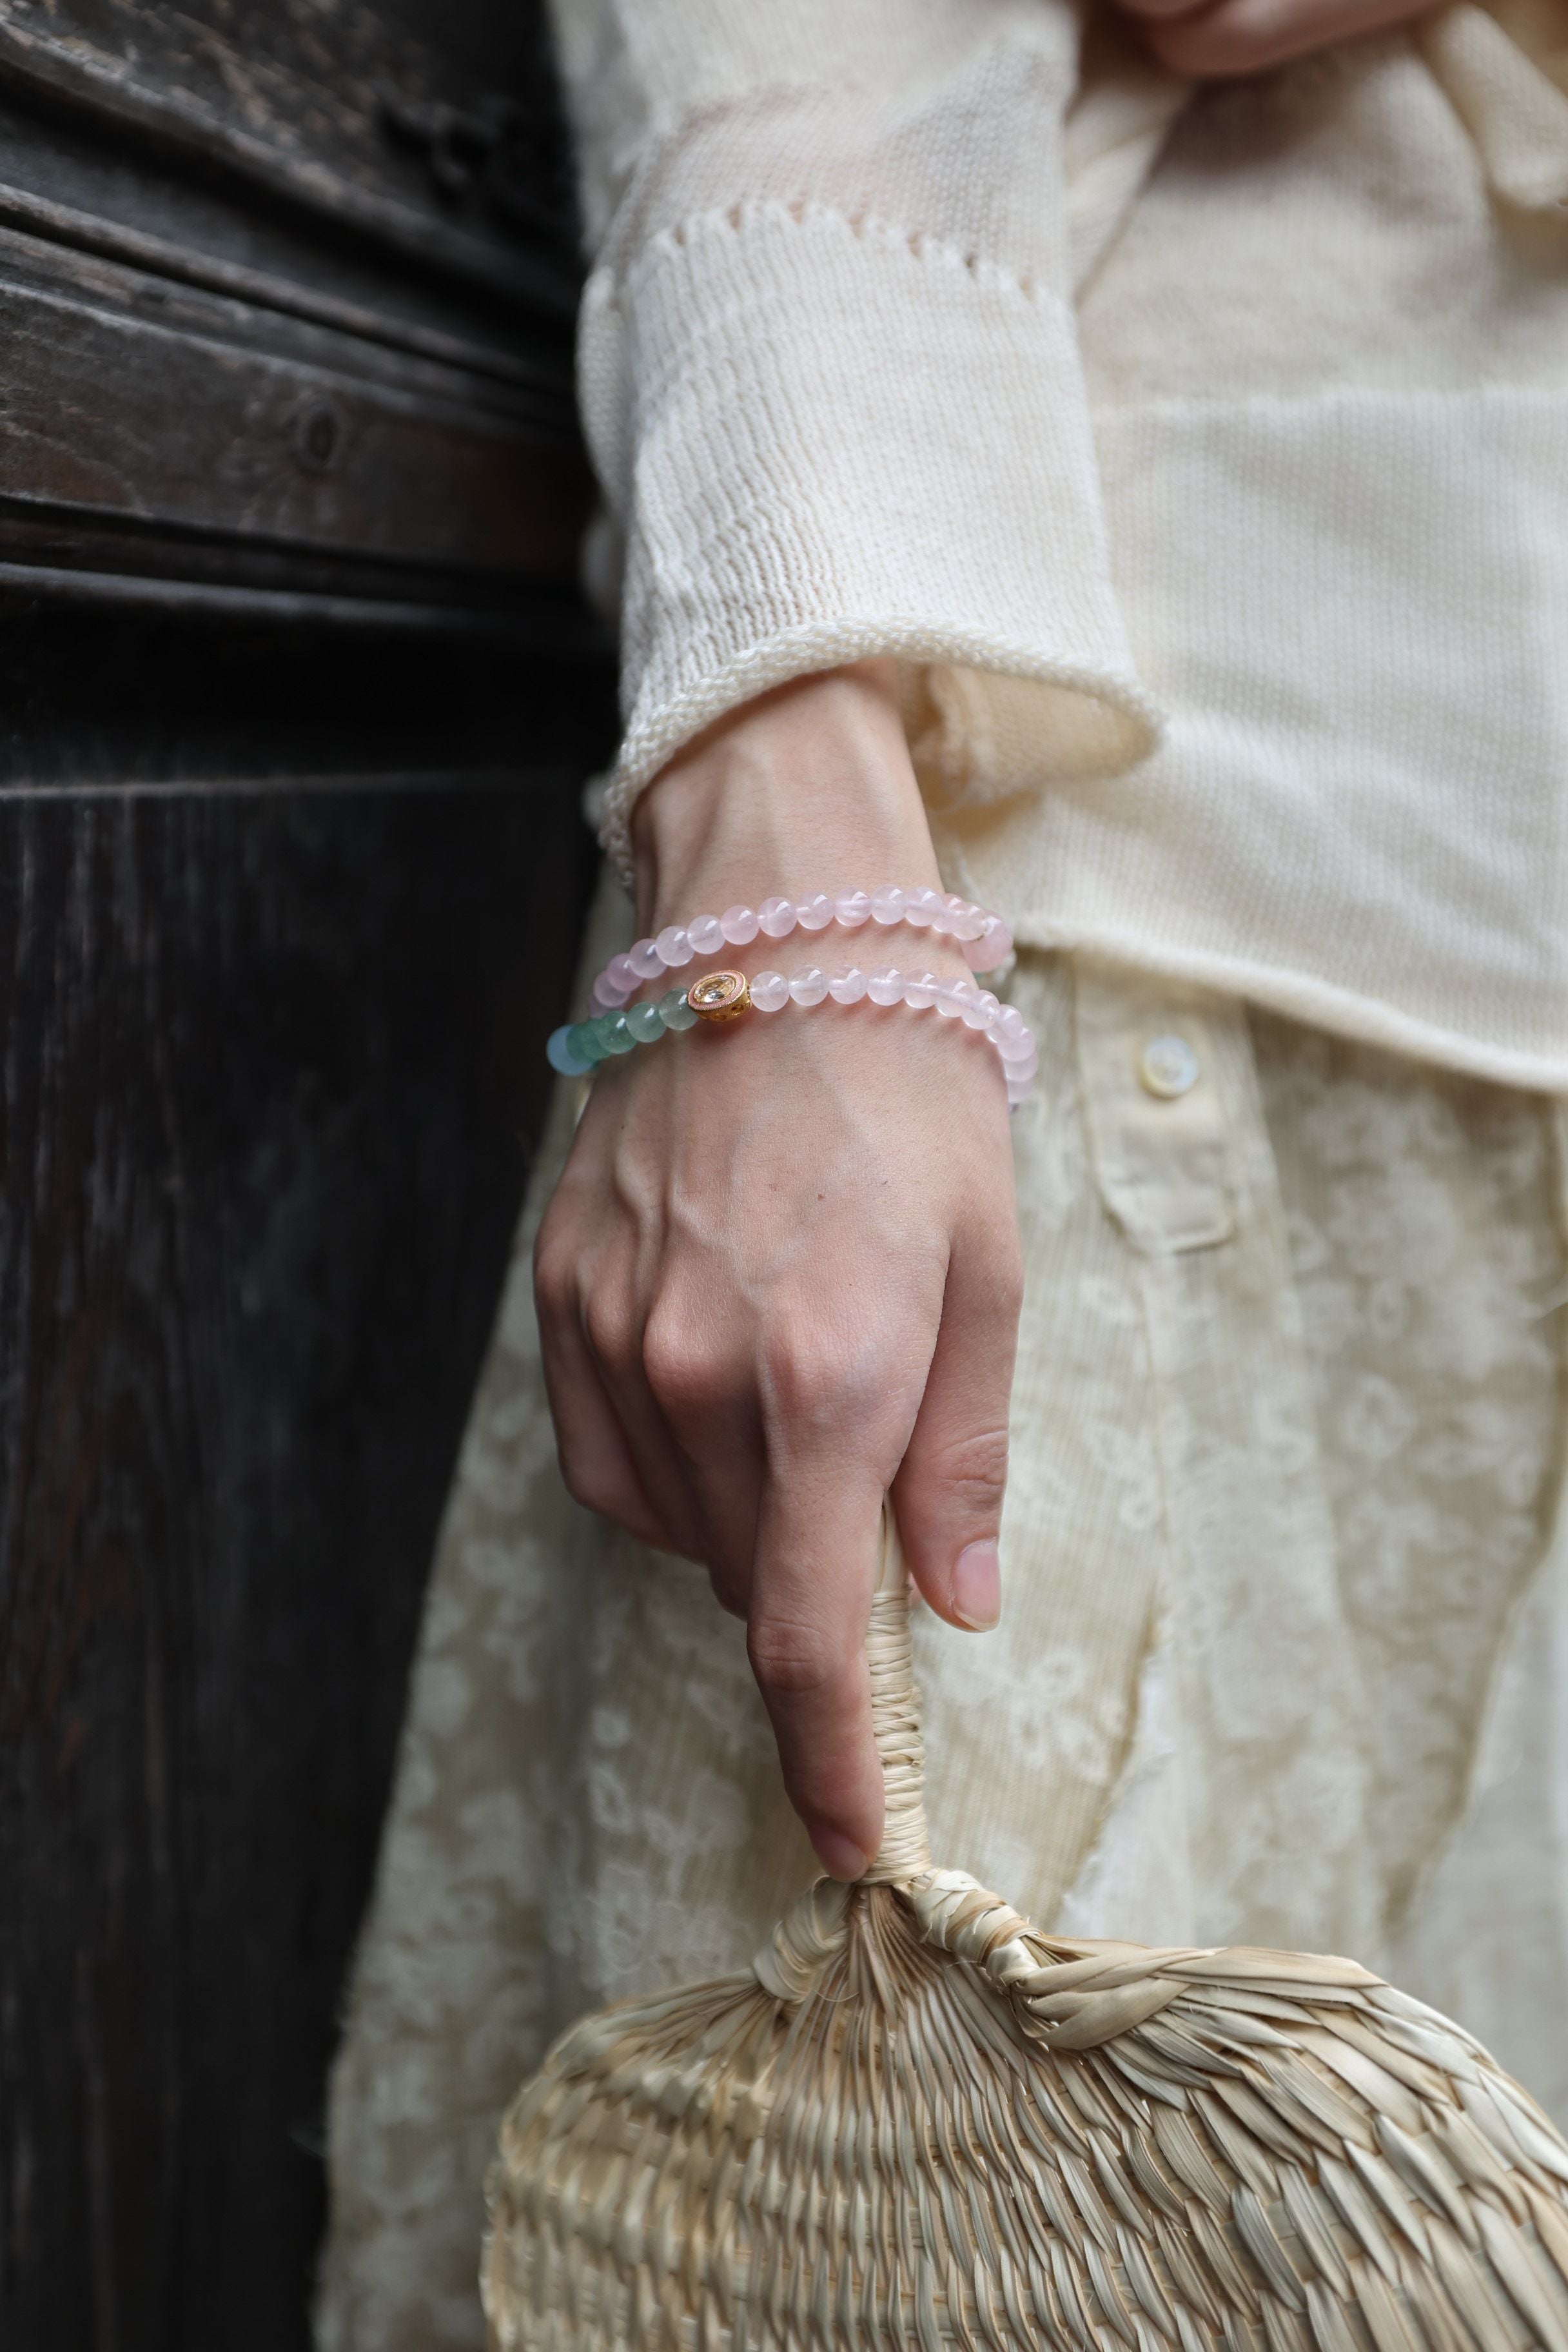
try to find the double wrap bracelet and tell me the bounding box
[548,885,1037,1106]
[587,888,1012,1014]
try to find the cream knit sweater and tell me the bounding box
[549,0,1568,1088]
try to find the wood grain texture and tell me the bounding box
[0,3,609,2335]
[0,0,586,613]
[0,783,598,2346]
[0,223,588,580]
[0,0,579,308]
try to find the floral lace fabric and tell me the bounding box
[316,926,1568,2351]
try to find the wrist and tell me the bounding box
[629,662,942,934]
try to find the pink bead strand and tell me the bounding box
[746,966,1035,1105]
[587,885,1013,1012]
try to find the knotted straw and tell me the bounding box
[484,1512,1568,2351]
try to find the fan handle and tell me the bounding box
[863,1505,933,1884]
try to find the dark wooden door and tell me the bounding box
[0,3,614,2341]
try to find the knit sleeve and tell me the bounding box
[546,0,1162,874]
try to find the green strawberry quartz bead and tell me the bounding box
[548,999,666,1075]
[571,1023,606,1063]
[545,979,725,1079]
[547,1023,595,1075]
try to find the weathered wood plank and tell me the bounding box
[0,0,578,309]
[0,783,597,2346]
[0,225,590,575]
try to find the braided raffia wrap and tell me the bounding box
[484,1521,1568,2352]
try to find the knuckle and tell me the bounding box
[641,1304,733,1424]
[759,1316,868,1431]
[902,1421,1010,1533]
[747,1613,841,1699]
[939,1422,1011,1513]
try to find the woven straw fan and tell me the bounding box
[485,1509,1568,2352]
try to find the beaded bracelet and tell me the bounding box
[588,888,1012,1015]
[548,964,1039,1106]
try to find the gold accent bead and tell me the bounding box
[687,970,751,1023]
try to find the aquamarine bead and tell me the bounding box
[627,999,666,1043]
[547,1024,594,1076]
[567,1021,608,1065]
[658,987,698,1032]
[598,1012,636,1055]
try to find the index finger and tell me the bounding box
[745,1462,887,1879]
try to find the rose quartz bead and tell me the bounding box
[903,972,941,1009]
[721,905,760,945]
[687,914,725,954]
[758,896,796,939]
[795,892,832,931]
[833,888,871,928]
[750,970,789,1012]
[656,925,694,967]
[964,918,1013,972]
[628,937,663,982]
[904,887,941,928]
[607,952,638,992]
[998,1025,1036,1062]
[932,980,970,1018]
[789,966,828,1006]
[962,988,1001,1030]
[828,966,867,1004]
[1002,1048,1039,1085]
[867,966,905,1006]
[994,1004,1028,1045]
[870,885,906,926]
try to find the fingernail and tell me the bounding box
[952,1540,1001,1630]
[810,1825,868,1881]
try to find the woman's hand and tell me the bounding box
[533,663,1023,1880]
[1113,0,1436,77]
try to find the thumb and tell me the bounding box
[890,1230,1021,1632]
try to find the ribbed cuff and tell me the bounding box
[580,201,1160,878]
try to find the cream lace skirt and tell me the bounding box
[316,931,1568,2351]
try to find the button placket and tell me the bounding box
[1074,963,1241,1255]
